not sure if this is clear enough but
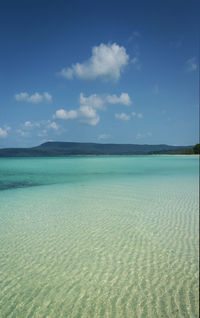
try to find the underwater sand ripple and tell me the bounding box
[0,159,199,318]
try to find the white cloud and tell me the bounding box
[24,121,34,128]
[0,127,8,138]
[80,92,132,107]
[0,125,11,138]
[48,121,59,130]
[53,92,132,126]
[80,92,104,109]
[53,101,99,126]
[43,92,52,102]
[15,92,52,103]
[15,92,29,101]
[78,93,104,125]
[22,121,40,129]
[79,105,100,126]
[79,105,97,118]
[59,43,129,81]
[27,92,43,103]
[79,92,132,124]
[115,112,130,121]
[132,112,143,118]
[53,109,78,119]
[106,93,131,106]
[185,57,198,72]
[17,120,61,137]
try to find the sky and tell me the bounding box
[0,0,199,147]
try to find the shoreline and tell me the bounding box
[0,154,199,159]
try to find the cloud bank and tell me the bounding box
[53,92,132,126]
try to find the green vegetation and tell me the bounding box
[149,144,200,155]
[193,143,200,154]
[0,142,196,157]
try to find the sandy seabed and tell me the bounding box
[0,156,199,318]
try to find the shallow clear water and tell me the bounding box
[0,156,199,318]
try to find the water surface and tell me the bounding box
[0,156,199,317]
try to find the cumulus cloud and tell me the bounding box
[24,121,34,128]
[53,94,101,126]
[106,93,131,106]
[22,121,40,129]
[15,92,52,103]
[80,92,131,107]
[59,43,129,81]
[115,113,130,121]
[53,92,132,126]
[43,92,52,102]
[15,92,29,101]
[185,57,198,72]
[47,121,59,130]
[78,93,103,125]
[53,105,99,126]
[79,105,100,126]
[53,109,78,120]
[80,93,105,109]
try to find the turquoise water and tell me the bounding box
[0,156,199,317]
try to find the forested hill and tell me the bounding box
[0,141,194,157]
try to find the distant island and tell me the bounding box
[0,142,199,157]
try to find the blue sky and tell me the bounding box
[0,0,199,147]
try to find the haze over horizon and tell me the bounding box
[0,0,199,148]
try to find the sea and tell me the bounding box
[0,155,199,318]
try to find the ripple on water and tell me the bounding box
[0,158,199,318]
